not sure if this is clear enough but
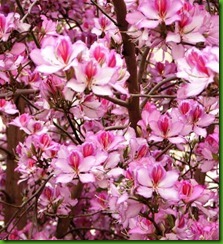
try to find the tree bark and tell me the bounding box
[4,97,27,230]
[112,0,141,132]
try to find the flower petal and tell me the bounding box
[137,186,153,198]
[159,171,179,188]
[137,168,152,187]
[158,187,179,201]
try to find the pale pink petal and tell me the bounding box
[138,19,159,29]
[79,173,95,183]
[107,168,124,178]
[184,32,206,44]
[165,15,181,25]
[137,186,153,198]
[125,201,142,219]
[91,84,113,96]
[166,32,181,43]
[36,64,62,74]
[66,78,86,93]
[184,15,204,33]
[168,122,184,137]
[158,187,179,201]
[95,68,114,85]
[11,43,26,55]
[188,185,204,202]
[70,40,87,61]
[196,114,215,127]
[171,43,185,60]
[137,168,152,187]
[56,173,75,183]
[149,121,163,137]
[206,61,219,73]
[79,156,95,172]
[149,135,163,142]
[194,126,207,137]
[159,171,179,188]
[117,193,129,204]
[186,82,208,97]
[55,160,73,173]
[200,160,214,172]
[126,11,145,25]
[30,49,47,66]
[165,1,183,19]
[168,136,186,144]
[139,3,159,20]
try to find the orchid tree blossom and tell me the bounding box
[149,113,185,144]
[166,2,205,44]
[176,46,218,97]
[0,0,219,240]
[54,147,96,184]
[67,60,115,95]
[178,180,204,203]
[30,36,87,74]
[126,0,183,29]
[136,164,179,201]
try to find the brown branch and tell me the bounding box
[112,0,141,132]
[21,0,39,22]
[90,0,118,26]
[0,89,39,99]
[137,47,150,85]
[105,124,129,131]
[141,76,178,109]
[15,0,41,48]
[131,94,176,99]
[98,95,128,107]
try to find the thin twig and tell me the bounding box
[98,95,128,108]
[105,124,129,131]
[137,47,150,85]
[21,0,39,22]
[90,0,118,26]
[131,94,176,99]
[141,76,178,109]
[0,89,39,99]
[1,175,53,234]
[15,0,41,48]
[66,113,83,144]
[53,121,78,144]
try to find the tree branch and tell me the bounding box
[98,95,128,108]
[112,0,141,132]
[141,76,178,109]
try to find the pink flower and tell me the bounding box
[67,60,115,95]
[176,47,216,97]
[10,114,46,135]
[149,114,185,144]
[0,99,18,114]
[39,183,78,215]
[55,148,95,184]
[166,2,205,44]
[178,180,204,203]
[39,15,58,37]
[136,164,179,201]
[171,100,215,137]
[196,132,219,172]
[0,13,15,41]
[129,216,155,237]
[126,0,182,29]
[30,36,87,74]
[40,75,65,101]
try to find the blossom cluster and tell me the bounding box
[0,0,219,240]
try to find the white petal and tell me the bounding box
[137,186,153,198]
[158,187,179,201]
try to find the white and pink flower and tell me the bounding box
[136,164,179,201]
